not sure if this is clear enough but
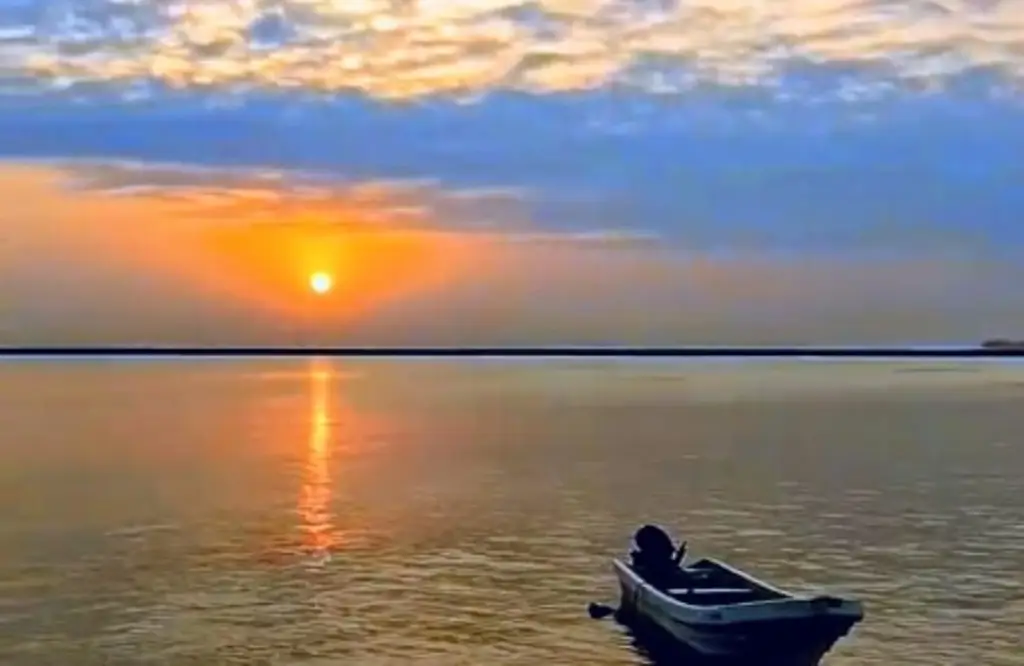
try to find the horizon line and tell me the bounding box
[1,346,1022,359]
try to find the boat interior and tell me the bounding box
[643,559,789,605]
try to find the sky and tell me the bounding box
[2,0,1024,346]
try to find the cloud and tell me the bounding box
[3,0,1023,101]
[45,159,656,243]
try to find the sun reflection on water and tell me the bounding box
[298,358,335,562]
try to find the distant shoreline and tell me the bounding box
[980,339,1024,351]
[1,346,1023,358]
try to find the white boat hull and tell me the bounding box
[614,558,863,664]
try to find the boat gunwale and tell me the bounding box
[614,557,865,626]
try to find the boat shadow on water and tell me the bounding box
[616,613,830,666]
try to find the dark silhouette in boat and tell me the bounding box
[630,524,691,591]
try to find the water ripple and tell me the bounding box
[1,361,1022,664]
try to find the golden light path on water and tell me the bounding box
[298,359,335,562]
[3,0,1024,100]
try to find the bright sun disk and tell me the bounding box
[309,271,333,295]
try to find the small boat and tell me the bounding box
[613,526,864,665]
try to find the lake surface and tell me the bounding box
[0,359,1021,665]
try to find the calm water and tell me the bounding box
[0,359,1021,665]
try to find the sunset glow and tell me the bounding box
[3,157,1024,347]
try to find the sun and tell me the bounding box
[309,271,333,295]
